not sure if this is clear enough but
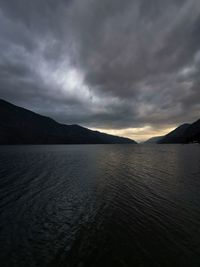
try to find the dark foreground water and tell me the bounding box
[0,145,200,267]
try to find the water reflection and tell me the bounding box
[0,145,200,267]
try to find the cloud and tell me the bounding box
[0,0,200,140]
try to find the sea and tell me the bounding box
[0,144,200,267]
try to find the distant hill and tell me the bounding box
[158,124,190,144]
[184,119,200,143]
[144,136,164,144]
[0,99,136,145]
[158,120,200,144]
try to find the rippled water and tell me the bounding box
[0,144,200,267]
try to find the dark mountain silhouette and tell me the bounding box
[158,120,200,144]
[184,119,200,143]
[158,124,190,144]
[0,99,136,145]
[144,136,164,144]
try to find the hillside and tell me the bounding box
[158,120,200,144]
[144,136,164,144]
[0,99,136,145]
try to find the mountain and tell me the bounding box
[158,120,200,144]
[0,99,136,145]
[144,136,164,144]
[184,119,200,143]
[158,124,190,144]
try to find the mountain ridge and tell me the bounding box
[158,121,200,144]
[143,136,164,144]
[0,99,136,145]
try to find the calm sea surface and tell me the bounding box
[0,144,200,267]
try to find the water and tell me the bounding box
[0,144,200,267]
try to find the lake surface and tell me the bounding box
[0,144,200,267]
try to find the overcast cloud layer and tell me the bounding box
[0,0,200,140]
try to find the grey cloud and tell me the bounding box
[0,0,200,131]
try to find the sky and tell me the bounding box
[0,0,200,142]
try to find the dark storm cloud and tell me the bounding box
[0,0,200,132]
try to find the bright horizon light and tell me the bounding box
[90,126,176,143]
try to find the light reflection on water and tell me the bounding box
[0,144,200,267]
